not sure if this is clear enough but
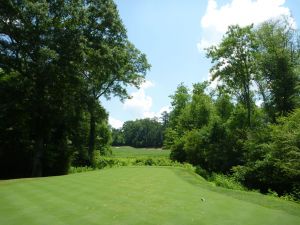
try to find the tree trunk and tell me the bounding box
[88,109,96,164]
[247,98,251,127]
[32,136,44,177]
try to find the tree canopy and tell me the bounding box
[165,18,300,200]
[112,118,164,148]
[0,0,149,178]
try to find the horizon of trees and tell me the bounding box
[112,117,166,148]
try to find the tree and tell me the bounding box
[255,19,300,121]
[235,109,300,198]
[215,94,234,121]
[207,25,257,127]
[168,83,190,129]
[111,128,125,146]
[0,0,149,177]
[122,118,163,148]
[163,83,190,149]
[178,82,215,131]
[1,0,88,177]
[80,0,150,162]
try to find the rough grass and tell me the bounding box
[1,167,300,225]
[111,146,170,158]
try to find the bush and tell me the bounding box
[68,166,94,174]
[170,138,186,163]
[209,173,246,191]
[195,166,210,179]
[233,109,300,200]
[92,156,193,170]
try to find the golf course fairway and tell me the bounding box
[1,167,300,225]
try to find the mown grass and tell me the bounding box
[111,146,170,158]
[1,167,300,225]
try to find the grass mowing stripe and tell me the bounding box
[1,167,300,225]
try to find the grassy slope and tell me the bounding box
[1,167,299,225]
[111,146,171,158]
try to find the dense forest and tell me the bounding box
[112,118,165,148]
[163,20,300,199]
[0,0,150,178]
[1,1,300,201]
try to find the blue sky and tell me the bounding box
[102,0,300,128]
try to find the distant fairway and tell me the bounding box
[112,146,170,158]
[1,167,300,225]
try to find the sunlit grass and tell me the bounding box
[1,167,300,225]
[111,146,170,158]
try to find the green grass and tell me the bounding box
[1,167,300,225]
[111,146,170,158]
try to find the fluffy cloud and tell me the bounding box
[197,0,295,51]
[109,116,124,129]
[142,105,171,119]
[123,80,154,112]
[123,80,171,120]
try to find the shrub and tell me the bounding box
[209,173,246,191]
[195,166,210,179]
[68,166,94,174]
[91,156,194,170]
[232,109,300,200]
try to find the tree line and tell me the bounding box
[112,117,166,148]
[0,0,150,178]
[165,18,300,199]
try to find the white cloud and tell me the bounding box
[141,80,155,89]
[142,105,171,119]
[123,80,154,112]
[109,116,124,129]
[123,80,171,120]
[198,0,296,52]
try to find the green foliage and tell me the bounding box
[178,89,215,130]
[0,0,149,177]
[215,94,234,121]
[167,25,299,198]
[111,146,170,158]
[209,173,246,191]
[207,25,257,127]
[170,137,186,163]
[111,128,125,146]
[168,83,190,129]
[234,109,300,199]
[68,166,95,174]
[195,166,210,179]
[255,19,300,120]
[121,118,164,148]
[93,156,186,169]
[167,83,248,173]
[163,128,179,149]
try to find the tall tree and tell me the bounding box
[80,0,150,162]
[168,83,190,129]
[207,25,258,127]
[255,19,300,121]
[0,0,149,177]
[0,0,87,176]
[163,83,190,149]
